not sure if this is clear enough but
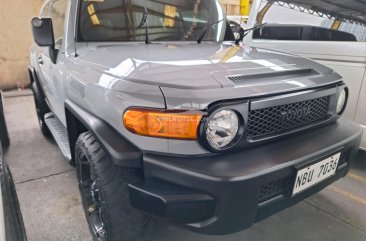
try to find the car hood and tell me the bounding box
[78,42,334,89]
[75,42,341,108]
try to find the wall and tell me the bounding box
[0,0,44,90]
[220,0,252,16]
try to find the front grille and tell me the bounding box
[247,96,331,140]
[259,178,291,203]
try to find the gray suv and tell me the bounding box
[29,1,362,241]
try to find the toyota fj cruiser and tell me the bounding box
[29,1,362,241]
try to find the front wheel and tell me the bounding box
[75,132,153,241]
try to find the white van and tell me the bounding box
[244,0,366,150]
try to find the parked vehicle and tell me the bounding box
[29,0,362,241]
[244,0,366,151]
[0,92,27,241]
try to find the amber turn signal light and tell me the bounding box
[123,108,203,140]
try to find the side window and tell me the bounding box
[50,0,68,47]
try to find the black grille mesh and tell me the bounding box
[259,178,291,203]
[247,96,331,140]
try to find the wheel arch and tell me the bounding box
[65,100,143,168]
[28,66,46,98]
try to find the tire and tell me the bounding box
[0,91,10,148]
[75,132,153,241]
[31,82,50,137]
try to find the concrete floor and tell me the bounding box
[3,92,366,241]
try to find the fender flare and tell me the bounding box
[65,100,143,168]
[28,66,47,99]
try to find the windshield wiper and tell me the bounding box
[243,22,267,37]
[138,7,150,44]
[195,19,224,44]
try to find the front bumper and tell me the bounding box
[129,118,362,235]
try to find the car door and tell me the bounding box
[37,0,68,125]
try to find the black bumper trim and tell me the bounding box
[133,118,362,235]
[129,179,215,224]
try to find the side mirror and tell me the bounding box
[234,32,241,41]
[230,21,245,45]
[31,17,55,47]
[234,28,245,45]
[31,17,58,63]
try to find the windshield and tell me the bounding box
[254,0,366,42]
[78,0,230,42]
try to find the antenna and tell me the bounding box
[138,7,150,44]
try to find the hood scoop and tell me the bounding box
[228,69,319,85]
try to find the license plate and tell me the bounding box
[292,153,341,195]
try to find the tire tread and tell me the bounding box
[75,132,152,241]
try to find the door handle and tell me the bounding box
[38,57,44,65]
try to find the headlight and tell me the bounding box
[336,88,347,115]
[205,109,240,150]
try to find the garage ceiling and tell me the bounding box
[269,0,366,25]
